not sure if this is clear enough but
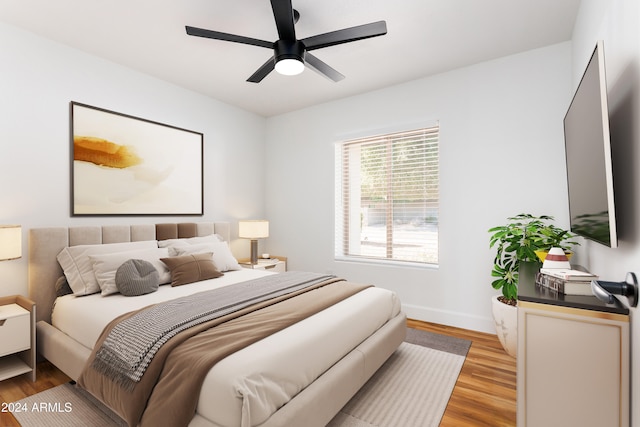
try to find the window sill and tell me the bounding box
[334,256,439,271]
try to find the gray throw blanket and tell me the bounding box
[91,271,335,389]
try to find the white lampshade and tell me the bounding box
[0,225,22,261]
[239,220,269,239]
[275,58,304,76]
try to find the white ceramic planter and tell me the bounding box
[491,295,517,357]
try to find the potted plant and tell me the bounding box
[487,213,579,356]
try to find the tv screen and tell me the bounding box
[563,40,618,248]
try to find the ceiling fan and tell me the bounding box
[185,0,387,83]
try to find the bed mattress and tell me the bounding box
[52,269,273,349]
[52,269,402,426]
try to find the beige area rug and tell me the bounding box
[12,330,470,427]
[327,341,467,427]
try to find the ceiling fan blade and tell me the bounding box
[305,53,345,82]
[247,56,276,83]
[302,21,387,51]
[270,0,296,40]
[186,26,272,49]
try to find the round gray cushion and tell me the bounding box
[115,259,160,297]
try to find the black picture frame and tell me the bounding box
[70,102,204,216]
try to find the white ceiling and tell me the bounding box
[0,0,581,117]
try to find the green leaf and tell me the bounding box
[488,213,578,295]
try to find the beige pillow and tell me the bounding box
[57,240,158,296]
[90,248,171,296]
[160,253,223,287]
[170,242,242,272]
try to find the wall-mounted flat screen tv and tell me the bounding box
[563,40,618,248]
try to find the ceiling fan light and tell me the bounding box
[275,58,305,76]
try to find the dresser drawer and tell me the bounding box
[0,305,30,357]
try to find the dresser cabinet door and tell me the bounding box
[517,302,629,427]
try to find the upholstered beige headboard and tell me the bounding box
[28,222,230,324]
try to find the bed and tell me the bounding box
[28,222,406,427]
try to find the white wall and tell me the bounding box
[4,3,637,421]
[6,6,636,421]
[570,1,640,425]
[265,42,572,333]
[0,23,267,297]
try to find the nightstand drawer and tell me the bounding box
[241,259,286,272]
[263,262,286,273]
[0,305,30,357]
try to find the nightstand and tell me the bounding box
[240,256,287,273]
[0,295,35,382]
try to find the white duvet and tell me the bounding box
[52,270,401,427]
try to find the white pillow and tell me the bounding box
[57,240,158,296]
[170,242,241,272]
[90,247,171,296]
[158,234,223,248]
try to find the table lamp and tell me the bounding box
[0,225,21,261]
[238,220,269,265]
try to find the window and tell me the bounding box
[335,126,439,265]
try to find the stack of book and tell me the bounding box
[535,268,598,296]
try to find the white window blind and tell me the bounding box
[335,126,439,265]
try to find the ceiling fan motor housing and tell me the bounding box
[274,39,305,63]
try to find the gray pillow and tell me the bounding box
[115,259,160,297]
[55,276,73,297]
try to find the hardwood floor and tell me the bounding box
[0,319,516,426]
[407,319,517,427]
[0,361,70,427]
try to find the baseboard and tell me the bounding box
[402,303,496,334]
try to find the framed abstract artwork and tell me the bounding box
[70,102,204,215]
